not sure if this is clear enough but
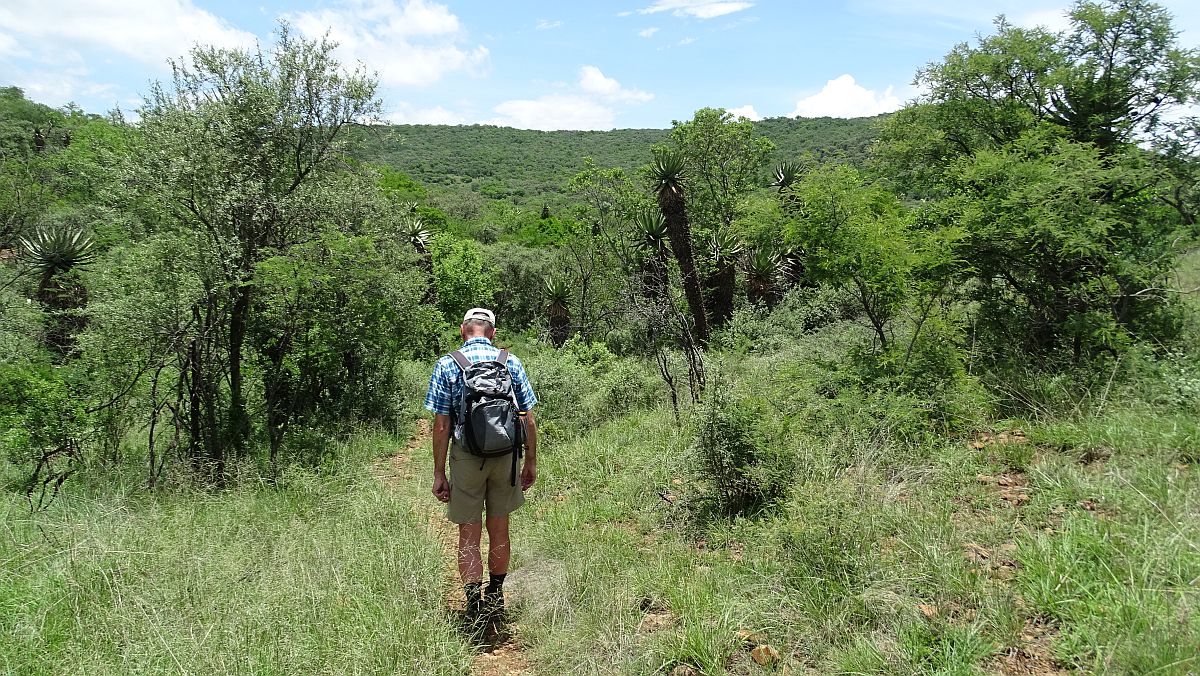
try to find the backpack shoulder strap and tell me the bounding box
[449,350,472,371]
[497,349,509,366]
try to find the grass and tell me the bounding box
[4,281,1200,674]
[0,432,473,675]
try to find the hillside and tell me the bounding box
[350,115,882,208]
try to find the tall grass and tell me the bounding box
[0,433,472,675]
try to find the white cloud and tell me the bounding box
[578,65,653,103]
[536,19,563,30]
[790,74,903,118]
[727,104,761,121]
[638,27,660,37]
[488,95,616,131]
[678,37,697,45]
[489,66,653,130]
[0,0,256,67]
[287,0,489,88]
[9,67,118,107]
[638,0,755,19]
[0,32,21,58]
[385,102,466,125]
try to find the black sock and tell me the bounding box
[486,573,506,594]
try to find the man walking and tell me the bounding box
[424,308,538,625]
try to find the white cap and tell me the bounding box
[462,307,496,325]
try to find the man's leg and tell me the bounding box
[483,514,510,616]
[457,521,484,583]
[485,514,511,574]
[457,521,484,623]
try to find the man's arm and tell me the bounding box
[432,413,451,502]
[520,410,537,490]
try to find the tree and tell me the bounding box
[705,227,742,324]
[664,108,774,232]
[17,221,96,355]
[649,150,710,345]
[135,24,380,473]
[665,108,774,327]
[544,277,572,347]
[875,0,1200,361]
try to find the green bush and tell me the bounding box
[430,233,495,323]
[0,363,87,491]
[712,285,860,354]
[686,387,792,520]
[521,339,662,440]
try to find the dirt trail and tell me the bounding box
[376,419,533,676]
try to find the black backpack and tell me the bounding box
[450,349,526,483]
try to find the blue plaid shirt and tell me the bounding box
[424,337,538,418]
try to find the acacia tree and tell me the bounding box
[136,25,380,473]
[875,0,1200,362]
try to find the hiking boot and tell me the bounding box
[483,587,505,620]
[464,583,485,633]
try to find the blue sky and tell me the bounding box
[2,0,1198,129]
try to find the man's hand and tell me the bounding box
[432,475,451,503]
[520,460,536,491]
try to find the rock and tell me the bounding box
[750,644,780,666]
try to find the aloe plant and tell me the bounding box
[706,227,743,325]
[770,161,803,192]
[19,224,96,354]
[544,277,572,347]
[648,150,709,344]
[631,208,669,300]
[745,244,785,307]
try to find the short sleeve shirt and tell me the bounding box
[424,337,538,417]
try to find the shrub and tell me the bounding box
[521,339,662,440]
[686,386,792,520]
[0,363,88,494]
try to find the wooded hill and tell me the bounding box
[350,115,881,207]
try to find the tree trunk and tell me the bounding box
[706,262,735,326]
[226,278,252,457]
[657,190,710,345]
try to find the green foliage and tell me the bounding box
[663,107,774,232]
[950,130,1189,361]
[251,228,439,453]
[484,242,559,331]
[521,338,662,440]
[870,0,1199,367]
[430,233,495,322]
[355,118,879,217]
[687,385,792,520]
[375,164,427,201]
[784,164,962,375]
[0,363,87,488]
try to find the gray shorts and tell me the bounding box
[447,443,524,524]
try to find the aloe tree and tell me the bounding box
[648,150,709,345]
[19,224,96,354]
[705,227,743,326]
[745,244,784,307]
[770,161,803,193]
[400,215,436,306]
[544,276,572,347]
[632,207,669,300]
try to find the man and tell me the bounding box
[424,308,538,624]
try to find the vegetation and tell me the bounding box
[3,2,1200,673]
